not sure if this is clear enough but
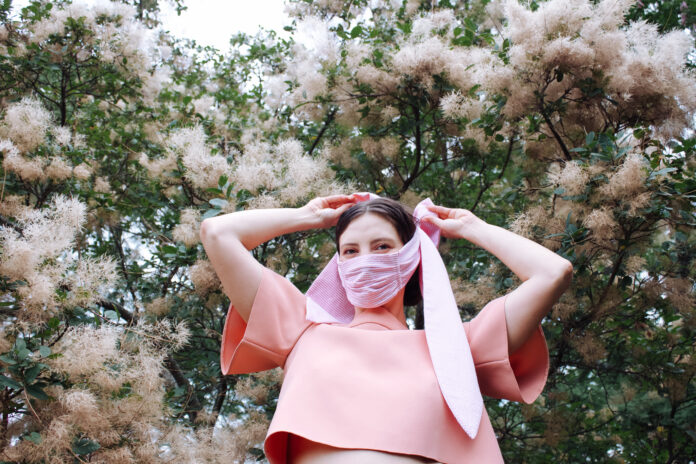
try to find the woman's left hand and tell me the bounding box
[421,204,485,240]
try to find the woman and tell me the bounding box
[200,193,572,464]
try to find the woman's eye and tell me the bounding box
[342,249,357,255]
[376,243,391,251]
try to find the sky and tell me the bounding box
[159,0,290,50]
[11,0,292,51]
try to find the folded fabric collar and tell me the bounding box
[305,192,484,439]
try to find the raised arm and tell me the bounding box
[423,205,573,354]
[199,195,356,323]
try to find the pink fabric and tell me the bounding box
[306,193,483,438]
[337,229,420,308]
[220,267,312,374]
[220,267,550,464]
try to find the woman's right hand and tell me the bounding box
[301,194,357,228]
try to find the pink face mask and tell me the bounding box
[337,231,421,309]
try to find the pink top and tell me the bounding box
[221,267,549,464]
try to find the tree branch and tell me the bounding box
[109,226,139,311]
[211,375,230,425]
[97,298,134,325]
[497,134,515,181]
[161,265,180,297]
[96,299,202,423]
[399,104,422,194]
[308,108,337,156]
[0,214,23,236]
[165,355,202,422]
[541,109,572,161]
[470,136,516,213]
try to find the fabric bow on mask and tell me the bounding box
[305,193,484,439]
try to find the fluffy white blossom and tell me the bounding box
[1,97,52,152]
[232,137,342,207]
[165,125,230,189]
[172,208,202,247]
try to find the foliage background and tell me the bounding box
[0,0,694,462]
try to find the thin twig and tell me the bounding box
[23,390,44,427]
[0,170,6,203]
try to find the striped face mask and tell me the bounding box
[337,231,421,309]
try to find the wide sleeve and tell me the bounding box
[463,295,549,403]
[220,267,313,375]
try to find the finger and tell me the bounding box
[426,204,452,219]
[334,202,354,214]
[422,215,446,229]
[326,195,357,208]
[335,199,357,209]
[324,194,352,203]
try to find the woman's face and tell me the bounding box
[338,213,404,261]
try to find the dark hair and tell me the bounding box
[335,198,422,306]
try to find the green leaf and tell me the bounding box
[24,365,41,384]
[208,198,228,209]
[104,310,119,321]
[25,432,42,444]
[25,384,49,400]
[202,208,221,220]
[16,348,30,360]
[161,245,178,254]
[335,24,348,39]
[0,374,21,389]
[648,167,677,180]
[38,346,51,358]
[584,132,594,146]
[72,437,100,455]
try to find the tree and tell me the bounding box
[0,0,694,462]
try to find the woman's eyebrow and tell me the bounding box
[340,237,397,248]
